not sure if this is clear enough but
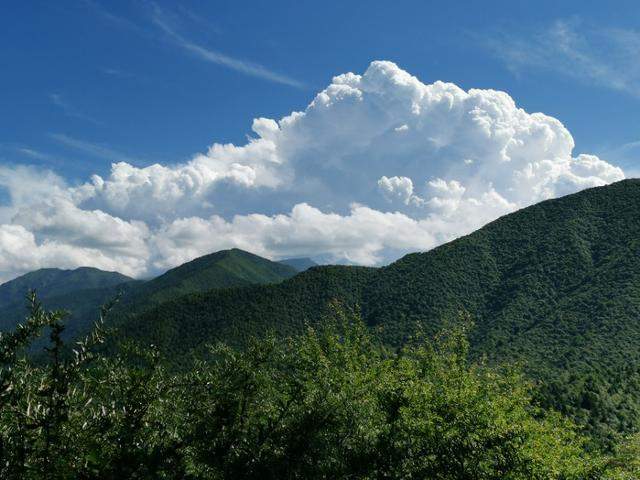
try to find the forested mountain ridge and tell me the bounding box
[0,249,299,342]
[0,268,138,337]
[4,180,640,447]
[110,179,640,446]
[4,182,640,478]
[120,248,299,308]
[113,265,376,356]
[0,267,133,309]
[362,178,640,443]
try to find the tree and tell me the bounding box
[0,296,620,479]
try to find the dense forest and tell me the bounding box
[0,268,138,339]
[4,180,640,476]
[0,249,300,344]
[101,179,640,449]
[1,295,639,479]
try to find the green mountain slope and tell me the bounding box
[0,267,133,309]
[0,268,136,336]
[111,179,640,446]
[0,249,299,342]
[116,265,375,358]
[125,248,298,307]
[361,179,640,443]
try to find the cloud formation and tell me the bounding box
[0,61,625,282]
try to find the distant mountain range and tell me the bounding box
[3,179,640,447]
[0,267,134,310]
[0,249,304,340]
[0,268,139,340]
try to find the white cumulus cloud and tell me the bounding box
[378,176,420,205]
[0,61,625,283]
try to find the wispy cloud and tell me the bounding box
[0,144,73,170]
[49,133,143,166]
[174,5,223,35]
[15,147,54,162]
[0,144,56,164]
[49,93,103,125]
[482,18,640,97]
[12,146,88,171]
[150,4,305,89]
[82,0,148,36]
[83,1,303,89]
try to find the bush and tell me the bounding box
[0,298,615,479]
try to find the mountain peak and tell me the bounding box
[0,267,133,309]
[126,249,298,306]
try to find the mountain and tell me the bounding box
[111,179,640,447]
[0,267,133,309]
[96,249,301,343]
[124,248,299,308]
[114,265,375,357]
[360,179,640,444]
[0,268,137,337]
[278,257,318,272]
[0,249,299,342]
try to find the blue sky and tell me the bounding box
[0,0,637,280]
[3,0,639,180]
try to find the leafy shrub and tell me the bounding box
[0,297,626,479]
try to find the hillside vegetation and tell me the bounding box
[110,179,640,447]
[0,249,298,342]
[0,268,137,340]
[3,180,640,450]
[363,178,640,444]
[123,248,298,307]
[4,299,636,479]
[0,267,133,310]
[114,266,375,358]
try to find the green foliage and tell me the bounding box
[362,179,640,446]
[0,299,616,479]
[0,268,133,310]
[603,433,640,479]
[0,292,109,478]
[0,269,137,341]
[127,248,299,307]
[6,180,640,452]
[110,265,376,361]
[107,179,640,448]
[0,249,298,347]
